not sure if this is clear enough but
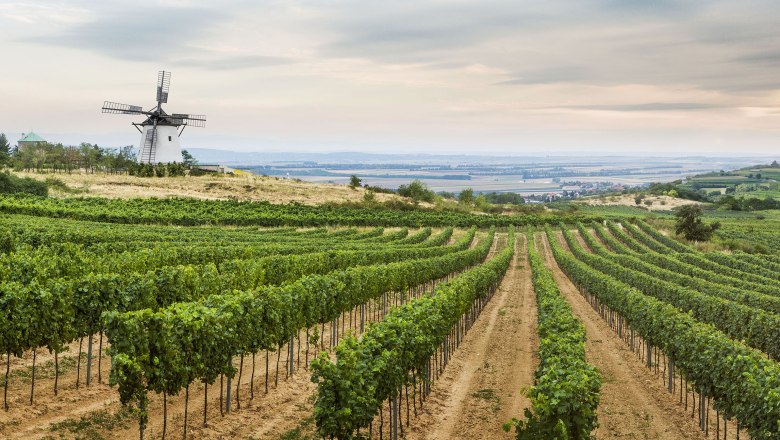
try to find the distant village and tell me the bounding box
[524,180,628,203]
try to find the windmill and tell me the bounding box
[102,71,206,164]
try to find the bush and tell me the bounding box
[397,179,435,203]
[364,185,395,195]
[0,171,48,196]
[128,162,188,177]
[362,190,376,205]
[348,175,362,190]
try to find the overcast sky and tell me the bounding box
[1,0,779,155]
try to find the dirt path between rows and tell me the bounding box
[406,235,537,440]
[587,228,610,250]
[571,228,592,252]
[536,232,708,440]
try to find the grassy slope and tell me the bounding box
[14,170,401,205]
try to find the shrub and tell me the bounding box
[0,171,48,196]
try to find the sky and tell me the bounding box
[1,0,779,156]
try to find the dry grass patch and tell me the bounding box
[15,171,401,205]
[581,194,700,211]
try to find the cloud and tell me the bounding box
[314,2,550,63]
[173,55,294,70]
[562,103,724,112]
[25,4,227,62]
[0,2,91,24]
[20,2,299,71]
[498,66,593,85]
[735,50,780,65]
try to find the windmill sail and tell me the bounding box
[157,71,171,104]
[171,113,206,127]
[102,101,145,115]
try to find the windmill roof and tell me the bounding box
[18,131,46,143]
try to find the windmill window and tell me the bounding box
[168,136,172,141]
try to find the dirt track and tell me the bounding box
[536,232,710,440]
[406,235,537,440]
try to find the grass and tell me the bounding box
[274,414,316,440]
[45,177,89,194]
[48,406,136,440]
[688,175,751,182]
[471,388,501,413]
[0,352,85,387]
[471,388,498,400]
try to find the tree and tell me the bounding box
[458,188,474,205]
[634,194,645,205]
[79,143,102,173]
[348,175,362,190]
[397,179,435,203]
[0,133,9,167]
[474,194,491,211]
[181,150,197,167]
[675,205,721,241]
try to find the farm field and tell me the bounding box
[1,194,779,439]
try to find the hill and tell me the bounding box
[12,170,399,205]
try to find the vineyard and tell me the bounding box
[1,196,779,440]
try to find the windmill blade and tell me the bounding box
[156,71,171,104]
[102,101,146,115]
[171,113,206,127]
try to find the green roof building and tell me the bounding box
[17,131,46,150]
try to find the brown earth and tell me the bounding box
[406,235,537,440]
[588,227,611,250]
[571,228,592,252]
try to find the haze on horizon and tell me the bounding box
[1,0,778,156]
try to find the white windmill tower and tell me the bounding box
[102,71,206,164]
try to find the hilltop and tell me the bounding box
[13,170,400,205]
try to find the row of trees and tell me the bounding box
[349,174,529,211]
[0,134,137,173]
[0,132,197,174]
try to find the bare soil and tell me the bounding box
[536,232,713,440]
[406,235,537,440]
[587,228,610,250]
[571,228,592,252]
